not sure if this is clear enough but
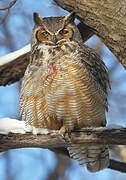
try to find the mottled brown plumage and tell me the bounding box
[20,12,110,172]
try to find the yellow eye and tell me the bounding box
[59,26,73,40]
[41,31,48,36]
[37,29,49,41]
[60,29,69,35]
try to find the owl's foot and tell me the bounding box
[59,125,72,142]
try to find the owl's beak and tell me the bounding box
[52,35,58,44]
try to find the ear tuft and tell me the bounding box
[64,12,75,24]
[33,12,43,25]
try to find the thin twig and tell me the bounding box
[0,0,17,25]
[0,0,17,11]
[0,9,10,25]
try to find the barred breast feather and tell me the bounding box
[20,42,110,172]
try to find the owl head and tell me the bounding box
[31,12,83,47]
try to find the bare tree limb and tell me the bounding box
[0,52,30,86]
[1,127,126,173]
[0,0,17,25]
[0,127,126,150]
[0,9,10,25]
[0,0,17,11]
[1,127,126,152]
[0,45,30,86]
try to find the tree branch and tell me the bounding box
[0,0,17,25]
[0,52,30,85]
[0,0,17,11]
[1,126,126,173]
[0,45,30,86]
[1,127,126,152]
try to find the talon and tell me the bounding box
[59,125,72,142]
[61,134,67,141]
[59,125,67,140]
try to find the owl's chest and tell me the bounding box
[26,48,103,129]
[41,49,70,84]
[39,46,84,95]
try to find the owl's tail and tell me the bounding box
[67,145,109,172]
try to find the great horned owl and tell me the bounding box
[20,12,110,172]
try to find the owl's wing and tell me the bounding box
[81,45,110,111]
[19,64,43,124]
[20,63,62,130]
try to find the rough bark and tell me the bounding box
[0,52,30,86]
[1,127,126,173]
[54,0,126,68]
[1,127,126,151]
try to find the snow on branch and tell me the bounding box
[0,44,30,66]
[1,118,126,146]
[0,118,53,135]
[0,45,30,85]
[0,118,126,173]
[0,118,26,134]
